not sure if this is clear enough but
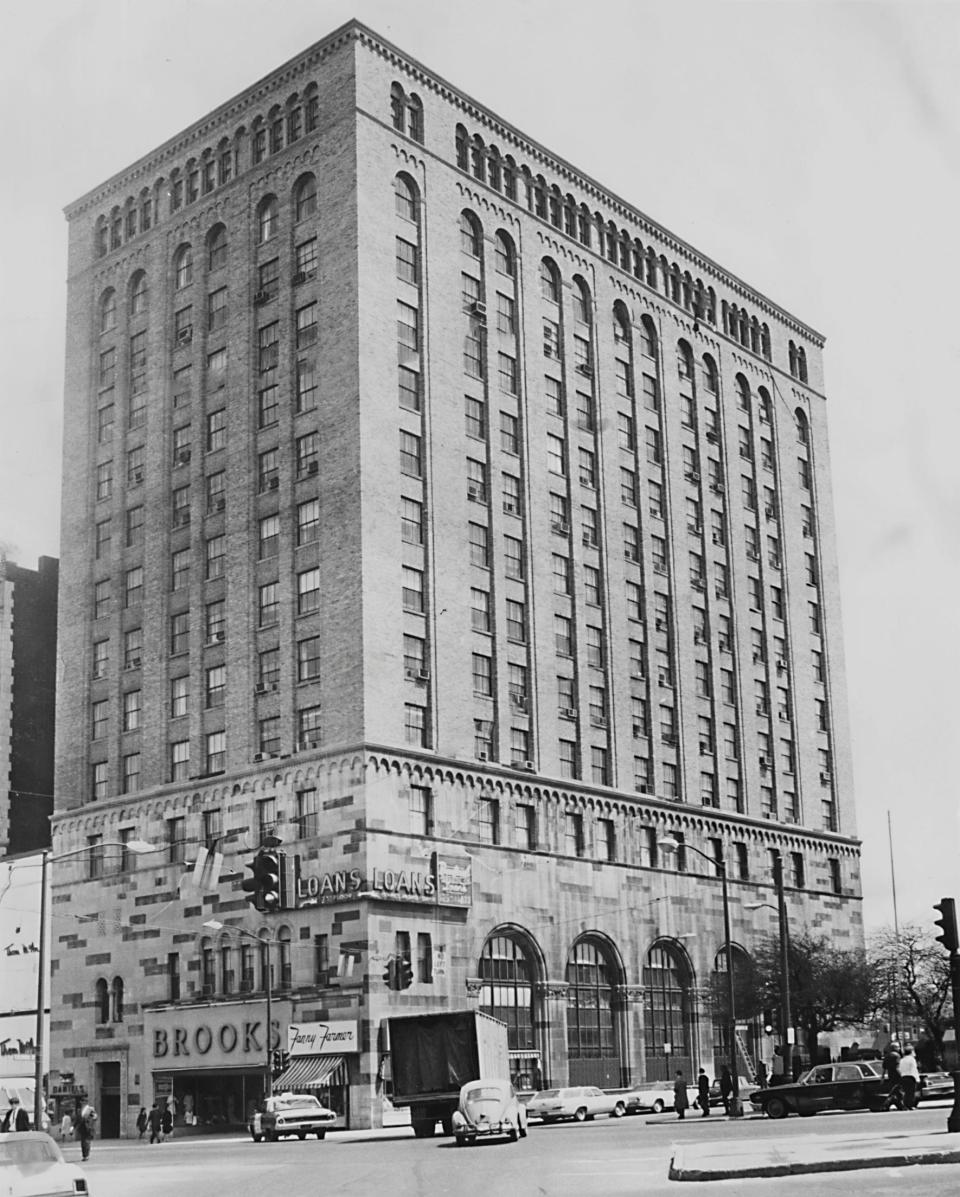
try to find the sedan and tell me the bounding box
[750,1061,885,1119]
[919,1071,955,1101]
[0,1131,89,1196]
[452,1080,527,1145]
[526,1086,626,1123]
[624,1083,688,1115]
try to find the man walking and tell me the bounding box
[697,1069,711,1117]
[899,1046,920,1109]
[148,1103,163,1144]
[673,1070,690,1120]
[76,1102,97,1161]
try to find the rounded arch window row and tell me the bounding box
[94,84,321,258]
[93,975,124,1024]
[390,82,424,144]
[198,925,294,997]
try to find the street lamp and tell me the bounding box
[658,836,742,1118]
[203,920,278,1099]
[34,839,157,1129]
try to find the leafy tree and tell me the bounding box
[751,931,873,1064]
[868,923,953,1069]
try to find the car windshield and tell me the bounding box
[273,1095,319,1108]
[0,1139,60,1165]
[532,1090,559,1100]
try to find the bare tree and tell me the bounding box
[869,923,953,1069]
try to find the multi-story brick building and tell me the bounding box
[50,20,861,1134]
[1,555,57,857]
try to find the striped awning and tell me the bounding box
[274,1056,347,1090]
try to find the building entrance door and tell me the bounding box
[96,1062,122,1138]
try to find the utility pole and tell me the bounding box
[773,851,794,1078]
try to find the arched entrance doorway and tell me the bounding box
[565,937,624,1088]
[478,932,543,1090]
[643,940,695,1082]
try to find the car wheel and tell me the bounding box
[316,1131,325,1140]
[519,1120,527,1139]
[251,1133,262,1143]
[298,1130,307,1140]
[574,1107,587,1122]
[509,1125,519,1142]
[455,1135,467,1147]
[765,1097,789,1120]
[612,1102,626,1118]
[652,1100,665,1114]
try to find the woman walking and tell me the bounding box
[673,1070,690,1120]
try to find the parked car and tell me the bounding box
[0,1131,89,1196]
[624,1082,690,1115]
[451,1079,527,1145]
[707,1077,760,1108]
[750,1061,885,1119]
[249,1093,337,1141]
[919,1071,955,1101]
[525,1086,626,1123]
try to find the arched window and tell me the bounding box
[173,244,193,291]
[795,407,810,445]
[702,355,718,395]
[286,95,303,144]
[645,248,659,289]
[391,82,405,131]
[540,258,560,303]
[129,271,147,317]
[94,978,109,1025]
[487,145,502,191]
[460,210,482,258]
[613,304,631,346]
[548,186,563,228]
[566,939,621,1086]
[407,94,423,143]
[470,136,486,183]
[294,174,317,223]
[240,939,256,992]
[639,315,657,358]
[479,935,535,1050]
[571,278,591,326]
[110,207,123,251]
[257,195,279,244]
[797,346,808,383]
[577,204,592,247]
[207,224,227,273]
[478,932,543,1089]
[750,317,761,353]
[494,231,515,277]
[111,976,124,1023]
[217,137,234,186]
[677,341,693,382]
[394,173,419,223]
[455,124,469,171]
[99,289,116,335]
[219,938,235,995]
[643,941,694,1081]
[278,926,293,989]
[503,156,518,202]
[758,387,772,424]
[95,216,109,258]
[305,84,320,133]
[736,374,752,412]
[761,324,771,359]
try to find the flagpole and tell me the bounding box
[888,810,900,1041]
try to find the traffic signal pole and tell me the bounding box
[774,852,794,1077]
[932,898,960,1132]
[264,937,274,1099]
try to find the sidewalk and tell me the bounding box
[669,1128,960,1181]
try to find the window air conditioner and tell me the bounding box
[469,301,487,318]
[176,328,193,346]
[253,290,270,305]
[562,707,577,719]
[292,271,308,285]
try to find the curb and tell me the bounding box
[669,1146,960,1182]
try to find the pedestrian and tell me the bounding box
[883,1041,903,1110]
[148,1102,162,1144]
[673,1070,689,1120]
[756,1060,768,1089]
[76,1102,97,1161]
[1,1095,30,1132]
[136,1107,148,1139]
[161,1105,173,1140]
[697,1069,711,1117]
[899,1046,920,1109]
[60,1111,73,1142]
[719,1066,734,1114]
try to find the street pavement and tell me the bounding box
[57,1103,960,1196]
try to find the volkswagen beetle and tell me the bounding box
[451,1079,527,1145]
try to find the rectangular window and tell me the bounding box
[547,433,566,476]
[170,740,190,782]
[297,498,320,545]
[398,364,421,411]
[498,352,518,395]
[409,785,433,836]
[478,797,500,845]
[206,664,226,709]
[259,715,281,755]
[205,730,226,774]
[395,237,418,284]
[206,408,226,453]
[515,803,536,851]
[465,396,486,440]
[258,647,280,688]
[500,411,520,456]
[259,581,279,626]
[503,535,524,580]
[92,639,109,679]
[402,566,424,614]
[122,688,141,732]
[298,568,321,615]
[472,652,493,697]
[258,322,279,372]
[505,599,526,643]
[468,522,489,567]
[205,535,226,580]
[404,703,428,747]
[471,588,491,633]
[125,566,143,608]
[555,614,573,657]
[401,497,423,545]
[258,385,279,428]
[296,787,319,837]
[97,402,114,444]
[170,611,189,654]
[297,431,319,477]
[397,301,419,363]
[417,933,433,984]
[170,675,189,719]
[295,359,318,413]
[120,752,140,795]
[259,513,280,558]
[474,718,494,758]
[296,302,318,349]
[565,812,585,857]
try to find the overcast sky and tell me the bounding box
[2,0,957,933]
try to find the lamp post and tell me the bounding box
[32,838,157,1129]
[658,837,742,1118]
[203,921,276,1099]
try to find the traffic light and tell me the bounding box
[934,897,958,953]
[763,1008,775,1034]
[398,955,414,990]
[241,849,287,912]
[271,1049,290,1078]
[259,849,282,910]
[382,957,398,990]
